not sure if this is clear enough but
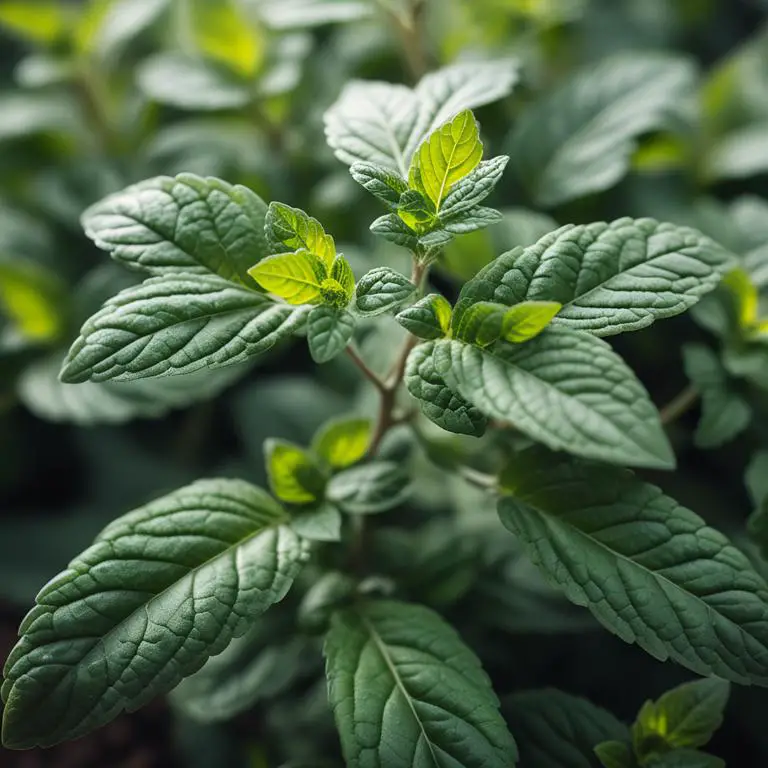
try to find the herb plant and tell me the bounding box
[2,2,768,767]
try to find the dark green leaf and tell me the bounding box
[395,293,452,340]
[291,504,343,542]
[354,267,417,316]
[349,162,408,209]
[307,307,356,363]
[326,461,411,514]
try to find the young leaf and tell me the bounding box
[248,250,327,305]
[81,174,270,285]
[508,53,696,207]
[265,202,336,268]
[349,162,408,209]
[326,461,411,514]
[632,678,730,757]
[265,439,326,505]
[682,344,751,448]
[594,741,635,768]
[435,331,674,469]
[440,156,510,220]
[311,417,372,469]
[396,293,452,340]
[330,256,355,302]
[455,218,732,337]
[60,274,306,383]
[404,342,488,436]
[409,109,483,212]
[369,213,419,250]
[324,599,518,768]
[307,306,356,363]
[720,267,758,329]
[0,479,309,749]
[291,503,342,542]
[498,450,768,684]
[354,267,417,316]
[454,300,561,346]
[324,61,518,176]
[503,688,630,768]
[397,189,436,231]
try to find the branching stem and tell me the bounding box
[659,384,700,426]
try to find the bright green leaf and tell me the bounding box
[330,256,355,302]
[349,162,408,209]
[248,250,327,305]
[397,189,437,231]
[82,174,270,285]
[497,450,768,684]
[354,267,417,316]
[291,503,342,542]
[307,306,355,363]
[0,260,65,342]
[404,341,487,436]
[265,439,326,505]
[326,461,410,514]
[455,218,732,337]
[60,273,305,383]
[324,599,518,767]
[0,1,69,44]
[504,688,629,768]
[440,156,509,220]
[396,293,452,340]
[0,479,309,749]
[435,332,674,469]
[265,202,336,268]
[409,109,483,212]
[720,267,758,328]
[454,300,561,346]
[682,344,751,448]
[311,417,372,469]
[508,53,696,207]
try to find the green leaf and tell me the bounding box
[60,274,305,383]
[397,189,437,231]
[0,479,309,749]
[324,61,518,176]
[369,213,419,250]
[442,206,503,234]
[265,202,336,268]
[330,256,355,302]
[704,123,768,182]
[312,417,372,469]
[326,461,411,514]
[307,307,355,363]
[503,688,629,768]
[81,174,269,285]
[746,451,768,506]
[404,341,487,436]
[720,267,758,329]
[454,300,561,346]
[291,503,342,542]
[682,344,751,448]
[299,571,357,633]
[497,450,768,684]
[435,332,673,469]
[632,678,730,758]
[349,162,408,209]
[248,250,327,305]
[409,109,483,211]
[455,218,732,337]
[440,156,510,220]
[354,267,417,316]
[324,599,517,767]
[396,294,452,340]
[137,52,252,110]
[508,53,696,207]
[0,1,68,44]
[645,751,724,768]
[594,741,635,768]
[265,439,326,505]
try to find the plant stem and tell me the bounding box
[458,466,497,490]
[345,345,388,394]
[659,384,700,426]
[380,0,430,81]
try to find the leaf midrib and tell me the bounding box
[360,610,441,767]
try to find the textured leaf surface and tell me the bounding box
[1,479,309,749]
[265,202,336,268]
[409,110,482,211]
[508,54,696,206]
[61,274,305,383]
[440,156,509,220]
[497,452,768,684]
[442,206,502,234]
[326,461,411,514]
[324,61,518,176]
[312,417,372,469]
[405,342,487,436]
[456,218,731,336]
[248,250,326,305]
[370,213,419,250]
[683,344,751,448]
[453,300,560,346]
[324,599,517,767]
[307,307,356,364]
[435,332,673,468]
[82,174,269,285]
[355,267,416,316]
[349,162,408,209]
[396,294,452,340]
[504,688,629,768]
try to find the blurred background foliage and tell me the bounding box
[2,0,768,765]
